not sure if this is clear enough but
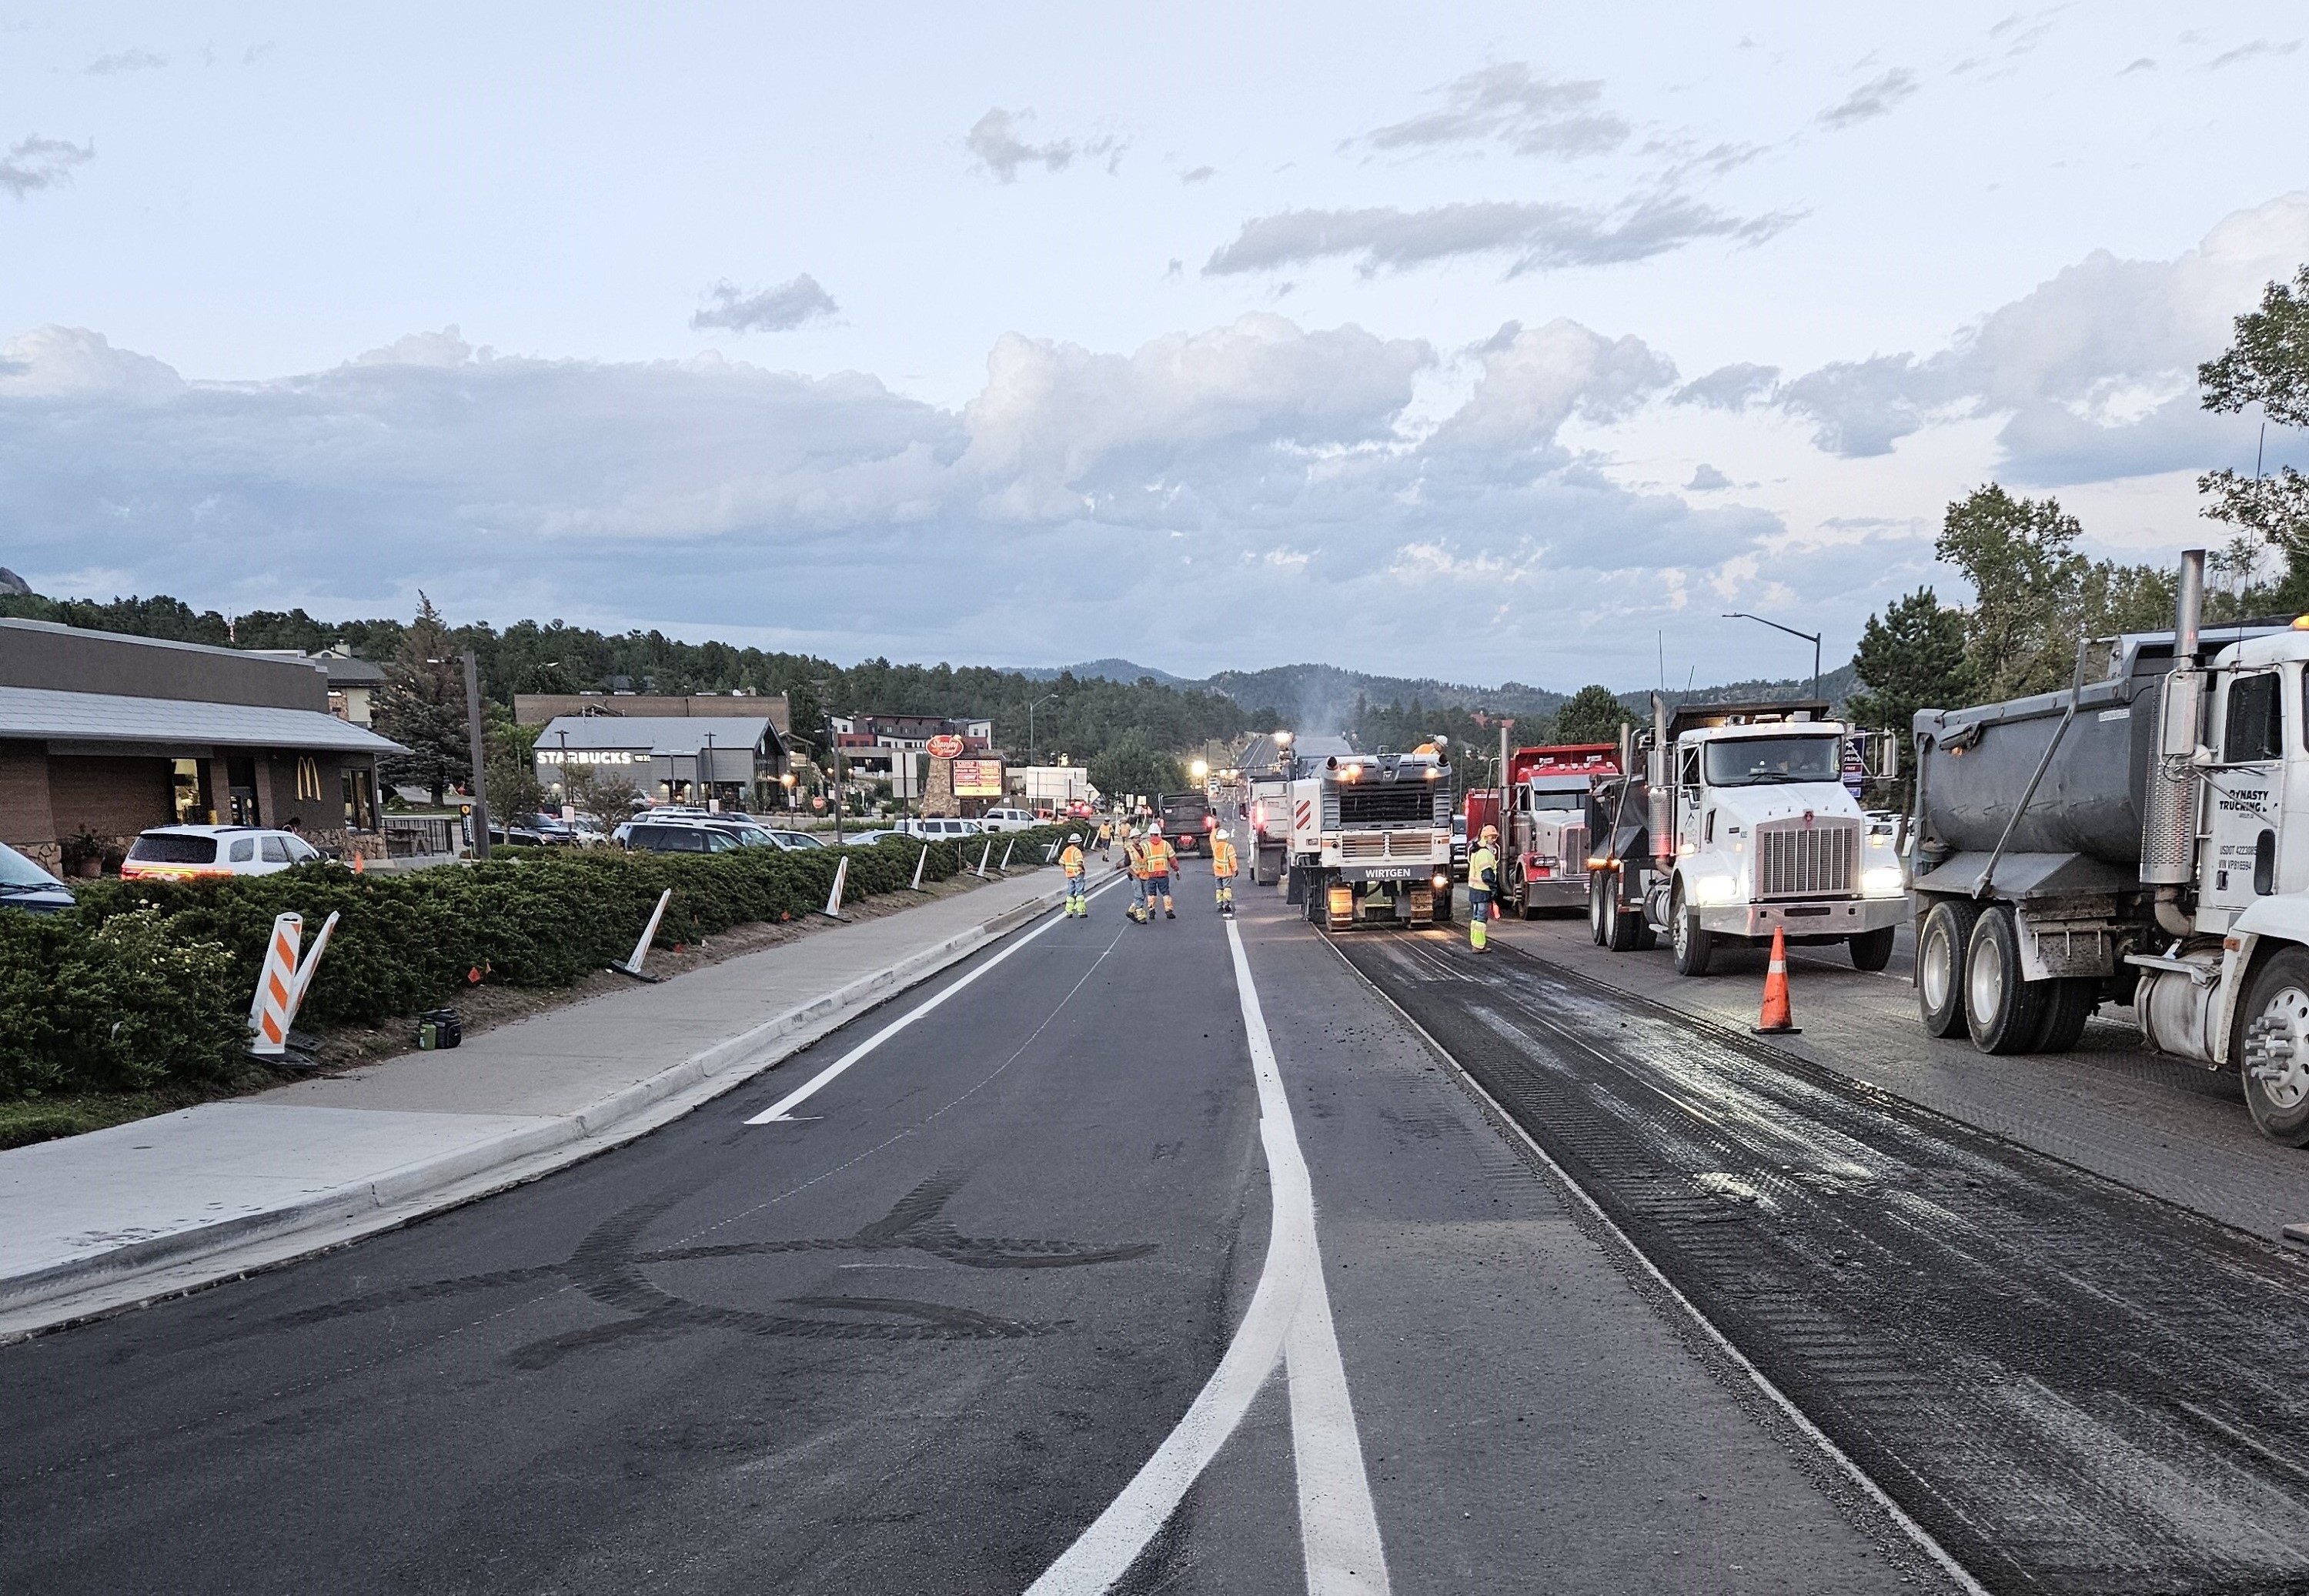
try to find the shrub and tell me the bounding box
[24,823,1081,1097]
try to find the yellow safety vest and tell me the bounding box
[1060,844,1084,876]
[1469,846,1499,893]
[1127,840,1150,878]
[1144,837,1175,873]
[1211,838,1238,877]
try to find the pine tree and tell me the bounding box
[1552,684,1629,745]
[1846,589,1969,740]
[373,595,471,806]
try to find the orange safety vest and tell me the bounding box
[1211,838,1238,877]
[1144,836,1175,873]
[1126,839,1150,878]
[1060,844,1084,877]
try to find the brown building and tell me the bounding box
[0,619,404,873]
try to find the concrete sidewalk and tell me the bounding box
[0,865,1084,1340]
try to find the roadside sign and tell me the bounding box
[954,758,1004,797]
[927,733,965,759]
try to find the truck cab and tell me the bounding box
[1590,699,1904,974]
[1502,743,1617,916]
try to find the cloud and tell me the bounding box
[0,312,1796,683]
[1181,165,1215,185]
[0,136,94,199]
[1435,319,1676,452]
[1364,62,1629,159]
[1770,192,2309,477]
[2119,57,2157,75]
[964,108,1122,182]
[1686,464,1731,491]
[690,275,839,334]
[2208,38,2301,69]
[85,47,166,75]
[1817,68,1919,129]
[1204,195,1796,278]
[1674,362,1779,410]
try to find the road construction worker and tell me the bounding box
[1060,833,1088,918]
[1124,826,1152,923]
[1144,824,1178,919]
[1467,824,1500,952]
[1211,827,1240,919]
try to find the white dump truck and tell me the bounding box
[1285,750,1455,931]
[1908,549,2309,1144]
[1589,698,1906,973]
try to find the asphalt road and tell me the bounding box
[0,866,1918,1595]
[1345,925,2309,1596]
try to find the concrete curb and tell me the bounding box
[0,875,1071,1342]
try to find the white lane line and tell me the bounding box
[1026,918,1390,1596]
[746,875,1122,1124]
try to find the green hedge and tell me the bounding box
[4,824,1080,1100]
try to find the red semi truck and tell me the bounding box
[1464,743,1621,918]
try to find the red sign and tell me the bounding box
[927,733,965,759]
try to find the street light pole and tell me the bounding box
[1027,692,1058,766]
[1722,613,1823,702]
[462,650,491,860]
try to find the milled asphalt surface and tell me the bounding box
[0,861,1914,1594]
[1345,927,2309,1595]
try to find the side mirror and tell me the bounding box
[1876,734,1900,781]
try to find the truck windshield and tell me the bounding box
[1703,736,1842,786]
[1530,791,1582,811]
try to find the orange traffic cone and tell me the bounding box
[1753,926,1801,1035]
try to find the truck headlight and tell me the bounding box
[1432,872,1449,890]
[1691,873,1739,907]
[1860,865,1906,898]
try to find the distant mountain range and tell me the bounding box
[1009,657,1860,732]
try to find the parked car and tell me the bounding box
[897,816,984,840]
[840,830,901,846]
[977,808,1037,833]
[766,830,825,850]
[486,819,549,848]
[0,840,75,913]
[622,821,747,855]
[121,824,322,881]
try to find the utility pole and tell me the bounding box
[463,650,491,860]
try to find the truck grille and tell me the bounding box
[1338,786,1433,826]
[1755,819,1857,898]
[1342,831,1445,860]
[1558,823,1589,880]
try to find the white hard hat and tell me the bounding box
[1215,828,1231,840]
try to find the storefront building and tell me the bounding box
[533,715,785,810]
[0,619,403,873]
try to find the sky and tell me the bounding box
[3,2,2307,692]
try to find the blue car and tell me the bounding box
[0,840,75,913]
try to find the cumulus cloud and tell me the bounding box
[1817,68,1918,129]
[1674,362,1779,410]
[0,136,94,199]
[1771,192,2309,479]
[965,108,1119,182]
[0,312,1795,682]
[690,275,840,334]
[1687,464,1730,491]
[85,47,166,75]
[1364,62,1629,158]
[1435,319,1676,452]
[1204,195,1795,278]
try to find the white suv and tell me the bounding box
[977,808,1038,833]
[898,816,984,839]
[122,824,323,881]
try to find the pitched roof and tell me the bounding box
[0,686,405,753]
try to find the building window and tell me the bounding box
[343,767,376,831]
[171,758,209,824]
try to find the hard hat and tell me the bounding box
[1480,823,1499,841]
[1215,827,1231,840]
[1068,833,1081,845]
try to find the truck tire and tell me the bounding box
[1916,900,1981,1037]
[1963,907,2049,1055]
[1670,888,1715,977]
[1848,927,1896,972]
[2030,977,2097,1053]
[1303,870,1327,927]
[1285,863,1305,907]
[1589,875,1609,945]
[1602,880,1645,952]
[2236,947,2309,1146]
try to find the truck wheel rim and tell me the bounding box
[1966,932,2004,1027]
[1673,903,1689,958]
[2248,986,2309,1111]
[1921,923,1953,1013]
